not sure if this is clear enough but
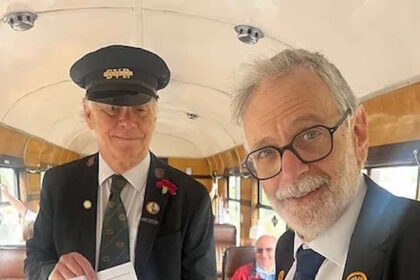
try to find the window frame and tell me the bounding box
[0,166,20,206]
[226,173,242,245]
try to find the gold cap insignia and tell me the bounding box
[83,200,92,210]
[103,68,133,80]
[346,271,368,280]
[277,270,285,280]
[146,201,160,215]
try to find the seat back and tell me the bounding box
[0,246,26,280]
[214,224,236,277]
[222,246,255,280]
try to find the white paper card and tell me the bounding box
[70,262,137,280]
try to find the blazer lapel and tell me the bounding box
[79,154,99,267]
[134,153,170,275]
[276,229,295,278]
[343,176,395,280]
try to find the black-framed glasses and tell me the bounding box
[245,109,351,180]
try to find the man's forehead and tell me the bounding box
[256,236,276,247]
[242,67,339,146]
[254,67,334,102]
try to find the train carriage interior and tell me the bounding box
[0,0,419,279]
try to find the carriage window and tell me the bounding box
[0,167,24,246]
[257,183,287,238]
[227,175,241,245]
[370,166,418,200]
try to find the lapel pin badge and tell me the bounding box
[86,156,95,167]
[140,217,159,225]
[277,270,285,280]
[346,271,368,280]
[145,201,160,215]
[83,200,92,210]
[154,168,165,179]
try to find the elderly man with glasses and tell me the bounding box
[233,49,420,280]
[25,45,216,280]
[232,235,277,280]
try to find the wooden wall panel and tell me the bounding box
[0,124,28,158]
[40,144,62,166]
[1,124,79,168]
[363,82,420,147]
[168,157,210,175]
[26,173,41,194]
[240,178,253,246]
[67,152,80,163]
[24,138,44,167]
[221,149,240,171]
[59,150,70,165]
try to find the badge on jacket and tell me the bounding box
[346,271,367,280]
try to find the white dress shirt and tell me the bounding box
[285,176,367,280]
[95,153,150,271]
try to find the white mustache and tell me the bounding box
[275,175,330,200]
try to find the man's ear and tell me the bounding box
[352,106,369,166]
[82,100,94,129]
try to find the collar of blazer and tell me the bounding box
[342,175,409,280]
[80,153,100,267]
[134,152,172,275]
[276,175,408,280]
[77,152,173,271]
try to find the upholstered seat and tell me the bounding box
[222,246,255,280]
[0,246,26,280]
[214,224,236,277]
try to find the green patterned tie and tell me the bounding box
[98,175,130,270]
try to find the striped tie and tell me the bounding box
[98,175,130,270]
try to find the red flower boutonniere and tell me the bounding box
[156,178,177,196]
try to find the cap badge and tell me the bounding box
[346,271,368,280]
[83,200,92,210]
[145,201,160,215]
[103,68,133,80]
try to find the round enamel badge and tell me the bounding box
[146,201,160,215]
[346,271,368,280]
[83,200,92,210]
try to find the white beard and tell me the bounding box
[268,147,361,241]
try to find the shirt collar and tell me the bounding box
[294,175,367,267]
[98,152,151,193]
[256,264,275,276]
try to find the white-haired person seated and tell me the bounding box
[232,235,276,280]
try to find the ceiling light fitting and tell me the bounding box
[3,11,38,31]
[234,24,264,44]
[186,112,199,120]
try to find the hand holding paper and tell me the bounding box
[70,263,137,280]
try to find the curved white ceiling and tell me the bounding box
[1,0,420,158]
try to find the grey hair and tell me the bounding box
[232,49,359,124]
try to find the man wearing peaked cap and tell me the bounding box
[25,45,216,280]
